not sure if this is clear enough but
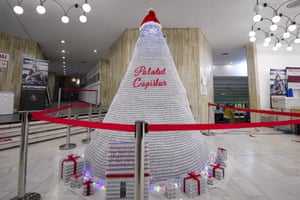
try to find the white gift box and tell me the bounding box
[217,147,227,160]
[182,172,206,198]
[165,182,179,199]
[60,154,84,183]
[208,164,225,180]
[207,176,213,185]
[70,174,83,188]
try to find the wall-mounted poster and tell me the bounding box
[286,67,300,89]
[0,52,9,72]
[270,69,287,96]
[22,58,49,86]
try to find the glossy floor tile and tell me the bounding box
[1,128,300,200]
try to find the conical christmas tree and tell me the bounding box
[84,9,209,182]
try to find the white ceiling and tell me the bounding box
[0,0,299,77]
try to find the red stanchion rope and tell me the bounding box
[31,103,300,132]
[61,87,97,92]
[32,104,134,132]
[208,103,300,118]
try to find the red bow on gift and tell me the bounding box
[183,171,202,195]
[72,173,82,180]
[218,147,226,152]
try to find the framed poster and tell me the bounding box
[20,58,49,111]
[19,85,46,111]
[270,69,287,96]
[22,58,49,86]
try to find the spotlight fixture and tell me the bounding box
[253,0,263,22]
[12,0,91,24]
[79,13,87,23]
[249,0,300,52]
[13,1,24,15]
[36,1,46,15]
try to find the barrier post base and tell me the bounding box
[81,138,91,144]
[11,192,41,200]
[59,143,76,150]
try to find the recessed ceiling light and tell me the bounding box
[62,65,66,68]
[61,40,65,44]
[93,49,97,53]
[62,61,66,64]
[61,50,66,53]
[62,56,66,59]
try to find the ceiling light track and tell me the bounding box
[12,0,91,24]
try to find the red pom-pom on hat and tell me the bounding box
[140,9,160,26]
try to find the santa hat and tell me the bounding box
[140,9,161,28]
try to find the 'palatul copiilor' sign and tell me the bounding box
[133,65,167,89]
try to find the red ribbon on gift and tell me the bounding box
[84,179,93,196]
[72,173,82,180]
[211,163,225,178]
[183,171,202,196]
[61,154,80,179]
[218,147,226,152]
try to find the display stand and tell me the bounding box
[10,112,41,200]
[59,105,76,150]
[134,121,148,200]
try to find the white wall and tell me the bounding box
[79,60,101,105]
[256,44,300,109]
[213,61,248,77]
[79,81,100,105]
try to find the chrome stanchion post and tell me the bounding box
[82,103,92,144]
[56,87,62,116]
[11,112,41,200]
[98,103,102,121]
[134,121,147,200]
[95,89,98,109]
[59,105,76,150]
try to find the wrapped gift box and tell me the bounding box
[217,147,227,160]
[82,179,95,196]
[70,174,83,188]
[165,181,178,199]
[208,164,225,180]
[207,176,213,185]
[60,154,84,183]
[215,152,226,167]
[182,171,206,198]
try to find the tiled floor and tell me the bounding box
[1,129,300,200]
